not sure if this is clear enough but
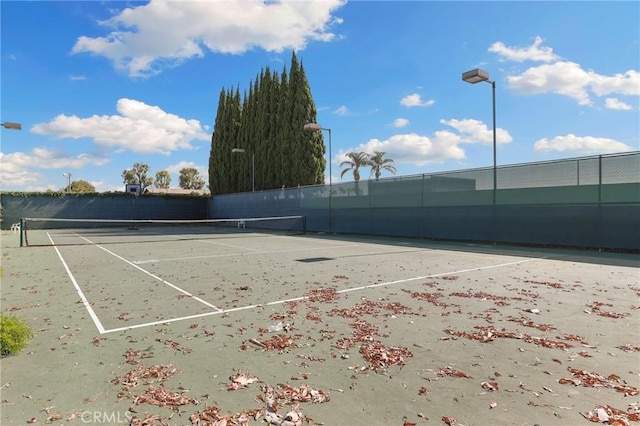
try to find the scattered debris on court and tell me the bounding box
[112,363,181,391]
[131,386,198,412]
[581,404,640,424]
[437,366,473,379]
[227,371,260,391]
[124,348,155,364]
[306,287,339,303]
[558,367,639,396]
[586,301,630,319]
[443,325,576,349]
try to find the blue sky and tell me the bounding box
[1,0,638,192]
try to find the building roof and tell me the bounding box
[143,188,210,196]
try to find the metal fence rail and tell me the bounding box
[210,152,640,250]
[214,151,640,208]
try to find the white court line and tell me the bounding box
[134,244,364,265]
[101,256,545,334]
[48,233,106,334]
[52,233,223,334]
[177,236,264,251]
[72,233,222,311]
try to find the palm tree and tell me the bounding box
[368,151,397,181]
[340,152,370,182]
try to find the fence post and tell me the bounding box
[598,155,603,205]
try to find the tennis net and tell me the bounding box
[20,215,306,247]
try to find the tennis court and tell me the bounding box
[1,220,638,425]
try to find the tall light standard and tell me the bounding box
[63,171,72,193]
[303,123,332,232]
[1,122,22,130]
[462,68,497,205]
[232,148,255,192]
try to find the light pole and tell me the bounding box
[1,122,22,130]
[303,123,332,232]
[232,148,255,192]
[462,68,497,205]
[63,171,72,193]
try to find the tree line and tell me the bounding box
[208,52,325,195]
[63,52,397,195]
[121,163,205,191]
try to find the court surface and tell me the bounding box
[1,227,638,425]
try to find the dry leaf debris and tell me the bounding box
[617,344,640,352]
[306,287,339,303]
[522,279,563,289]
[437,366,472,379]
[506,316,557,332]
[268,383,331,404]
[227,372,260,391]
[132,386,198,411]
[130,413,170,426]
[189,406,260,426]
[112,364,180,391]
[124,349,155,365]
[444,325,575,349]
[359,340,413,374]
[586,301,630,319]
[259,333,299,352]
[558,367,639,396]
[329,299,415,319]
[581,404,640,424]
[450,291,511,306]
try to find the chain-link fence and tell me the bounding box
[289,151,639,208]
[213,151,639,210]
[210,152,639,249]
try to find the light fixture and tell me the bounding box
[462,68,497,205]
[1,122,22,130]
[304,123,332,232]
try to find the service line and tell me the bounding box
[101,256,545,334]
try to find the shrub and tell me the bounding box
[0,313,34,357]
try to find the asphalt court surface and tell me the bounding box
[37,228,637,334]
[3,227,639,425]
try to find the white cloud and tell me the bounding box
[71,0,346,78]
[590,70,640,97]
[507,62,639,106]
[69,75,87,81]
[0,149,110,188]
[337,132,465,167]
[392,118,409,128]
[333,105,349,116]
[91,180,122,193]
[507,61,593,105]
[400,93,435,108]
[440,118,513,145]
[489,36,559,63]
[605,98,633,110]
[335,118,512,168]
[533,134,634,154]
[31,98,210,155]
[492,36,639,106]
[165,161,208,187]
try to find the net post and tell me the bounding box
[302,216,306,234]
[19,218,24,247]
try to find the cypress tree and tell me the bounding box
[208,51,323,194]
